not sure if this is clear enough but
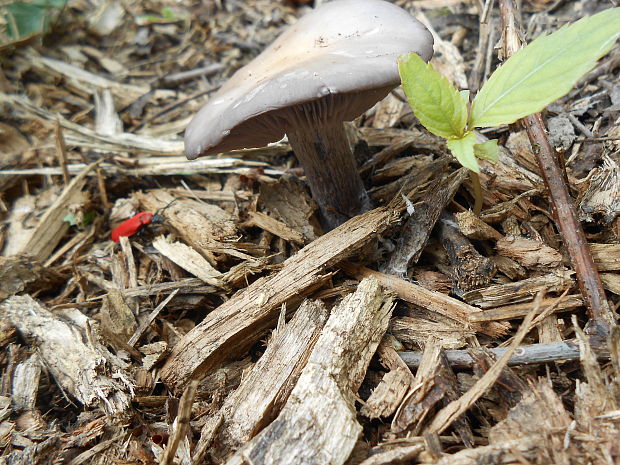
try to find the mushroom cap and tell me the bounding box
[185,0,434,158]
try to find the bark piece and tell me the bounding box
[1,296,131,416]
[258,176,318,242]
[160,207,399,392]
[0,256,64,301]
[224,278,393,465]
[382,168,467,276]
[589,243,620,271]
[437,212,496,292]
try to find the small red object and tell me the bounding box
[111,212,155,242]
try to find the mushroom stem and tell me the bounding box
[287,123,371,230]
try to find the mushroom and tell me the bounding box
[185,0,433,230]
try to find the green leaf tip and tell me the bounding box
[447,132,479,173]
[474,139,499,163]
[398,52,468,139]
[470,7,620,128]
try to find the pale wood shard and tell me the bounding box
[589,243,620,271]
[341,262,509,338]
[160,207,400,392]
[390,317,474,349]
[361,368,412,420]
[462,270,575,308]
[223,278,393,465]
[11,355,41,411]
[0,296,131,416]
[601,272,620,295]
[454,210,503,241]
[242,211,306,245]
[358,444,424,465]
[152,235,224,288]
[194,300,329,463]
[361,340,415,420]
[17,161,97,262]
[495,235,563,269]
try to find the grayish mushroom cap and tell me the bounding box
[185,0,434,159]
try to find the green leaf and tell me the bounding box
[470,7,620,128]
[63,213,77,226]
[447,131,479,173]
[473,139,499,163]
[4,2,48,38]
[398,52,468,139]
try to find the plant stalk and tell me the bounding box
[498,0,614,331]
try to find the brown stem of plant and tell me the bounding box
[498,0,613,332]
[469,171,483,215]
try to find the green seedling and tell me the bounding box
[399,7,620,177]
[1,0,67,44]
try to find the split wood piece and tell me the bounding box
[369,156,450,206]
[468,294,583,322]
[454,210,503,241]
[590,243,620,271]
[223,278,393,465]
[498,0,614,330]
[361,339,415,420]
[496,235,563,270]
[193,300,329,464]
[160,380,198,465]
[152,235,225,288]
[160,207,400,392]
[398,338,610,369]
[392,338,474,446]
[601,273,620,295]
[390,316,475,349]
[383,168,468,276]
[462,269,575,308]
[133,190,238,265]
[18,161,98,262]
[0,295,131,416]
[242,211,306,245]
[432,436,538,465]
[258,176,318,242]
[341,262,509,338]
[437,211,496,292]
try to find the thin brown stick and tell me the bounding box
[498,0,614,331]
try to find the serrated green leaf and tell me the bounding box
[473,139,499,163]
[447,131,479,173]
[470,7,620,128]
[398,52,467,139]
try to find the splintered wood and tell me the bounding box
[224,278,393,465]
